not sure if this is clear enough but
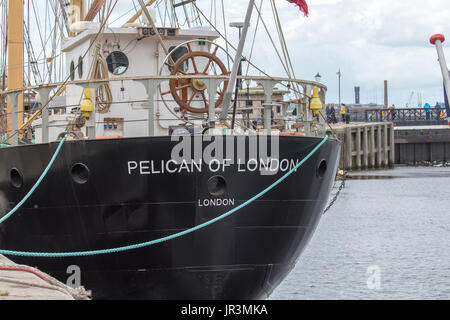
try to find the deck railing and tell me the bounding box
[0,75,327,146]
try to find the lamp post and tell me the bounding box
[315,72,322,83]
[337,69,342,106]
[314,73,322,122]
[245,79,251,103]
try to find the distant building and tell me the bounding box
[237,83,290,120]
[348,103,385,111]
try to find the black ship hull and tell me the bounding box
[0,135,340,299]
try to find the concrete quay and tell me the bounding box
[329,122,395,170]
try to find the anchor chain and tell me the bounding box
[323,171,347,214]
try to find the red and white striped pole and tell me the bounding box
[430,34,450,127]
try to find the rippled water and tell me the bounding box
[270,167,450,300]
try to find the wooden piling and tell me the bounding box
[377,125,382,167]
[383,124,389,166]
[370,125,376,168]
[345,127,352,170]
[363,126,369,168]
[355,127,362,169]
[331,122,395,170]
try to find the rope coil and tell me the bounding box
[0,135,329,258]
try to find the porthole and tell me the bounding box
[71,163,90,185]
[106,51,129,75]
[10,168,23,189]
[70,60,75,81]
[316,160,327,178]
[78,56,83,79]
[207,175,227,196]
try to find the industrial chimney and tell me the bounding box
[354,87,360,105]
[384,80,388,107]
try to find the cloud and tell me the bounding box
[234,0,450,106]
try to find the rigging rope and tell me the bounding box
[245,0,263,78]
[252,1,291,78]
[91,52,113,114]
[0,135,329,257]
[87,2,113,114]
[192,1,312,101]
[270,0,302,99]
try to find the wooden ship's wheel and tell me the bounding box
[161,43,230,114]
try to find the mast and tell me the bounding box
[85,0,106,21]
[220,0,255,121]
[71,0,85,20]
[70,0,85,36]
[6,0,24,142]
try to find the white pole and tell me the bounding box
[220,0,255,121]
[431,34,450,125]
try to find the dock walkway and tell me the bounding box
[0,255,90,300]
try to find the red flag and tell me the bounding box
[286,0,309,16]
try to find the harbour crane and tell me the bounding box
[406,91,415,108]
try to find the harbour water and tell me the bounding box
[271,166,450,300]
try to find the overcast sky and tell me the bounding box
[287,0,450,107]
[70,0,450,107]
[215,0,450,107]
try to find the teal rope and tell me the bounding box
[0,135,328,257]
[0,132,69,225]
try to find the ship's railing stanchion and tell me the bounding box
[295,101,303,132]
[6,92,19,146]
[318,88,326,124]
[281,102,289,131]
[302,84,312,136]
[262,104,272,132]
[259,79,278,133]
[203,78,225,129]
[35,86,58,143]
[135,79,165,137]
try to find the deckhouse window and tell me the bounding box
[78,56,83,79]
[70,60,75,81]
[168,46,189,72]
[106,51,129,75]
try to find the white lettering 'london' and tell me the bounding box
[198,198,235,207]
